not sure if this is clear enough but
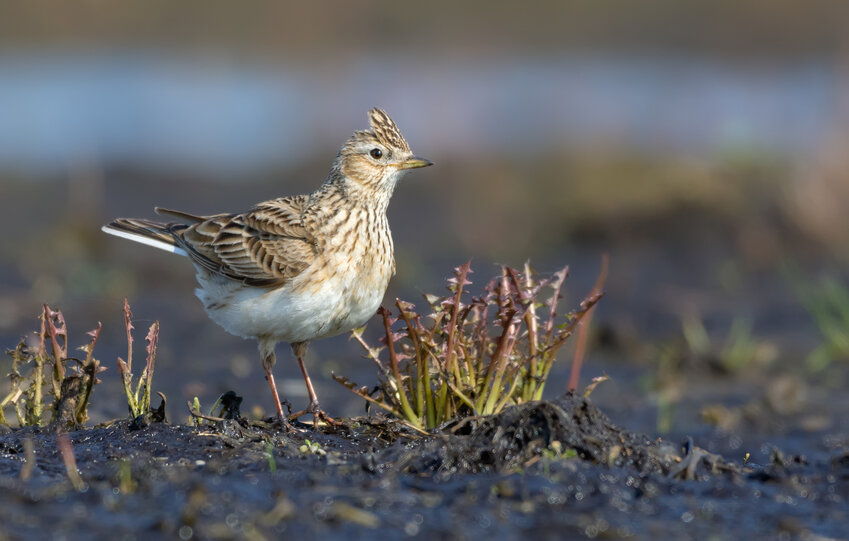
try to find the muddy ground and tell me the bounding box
[0,392,846,540]
[2,176,849,539]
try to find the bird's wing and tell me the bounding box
[176,195,317,287]
[155,207,215,223]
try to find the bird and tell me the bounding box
[102,108,432,425]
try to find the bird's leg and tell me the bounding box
[259,339,288,426]
[288,341,338,426]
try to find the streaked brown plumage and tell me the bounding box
[103,108,432,424]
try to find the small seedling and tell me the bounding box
[118,458,137,494]
[540,441,578,475]
[299,439,326,456]
[542,440,577,459]
[186,392,243,426]
[335,261,603,429]
[265,440,277,472]
[189,397,203,426]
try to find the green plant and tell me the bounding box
[116,299,161,418]
[299,439,326,456]
[1,305,105,427]
[540,441,578,475]
[266,440,277,472]
[118,458,137,494]
[334,261,602,430]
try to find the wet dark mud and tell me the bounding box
[0,393,846,540]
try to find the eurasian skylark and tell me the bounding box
[103,108,432,424]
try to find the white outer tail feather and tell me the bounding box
[101,225,188,257]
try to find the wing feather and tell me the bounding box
[175,195,316,287]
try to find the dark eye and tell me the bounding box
[369,148,383,159]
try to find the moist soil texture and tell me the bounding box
[0,393,846,540]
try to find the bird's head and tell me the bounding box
[332,108,432,199]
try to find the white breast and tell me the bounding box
[193,249,392,344]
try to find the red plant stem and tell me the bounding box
[480,273,510,386]
[83,323,103,365]
[522,263,539,374]
[123,299,134,372]
[507,264,542,399]
[396,300,429,422]
[472,280,496,371]
[396,301,424,379]
[140,321,159,412]
[483,312,519,413]
[544,267,569,345]
[381,308,418,424]
[44,306,68,361]
[479,270,521,412]
[44,305,67,382]
[444,261,471,382]
[568,254,609,392]
[381,309,401,381]
[38,308,48,357]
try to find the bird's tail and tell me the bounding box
[102,218,188,256]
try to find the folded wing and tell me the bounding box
[176,196,317,287]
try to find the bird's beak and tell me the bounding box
[398,156,434,170]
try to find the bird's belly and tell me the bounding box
[194,262,390,344]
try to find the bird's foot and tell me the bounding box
[270,412,293,432]
[289,399,340,428]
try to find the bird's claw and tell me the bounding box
[289,400,340,428]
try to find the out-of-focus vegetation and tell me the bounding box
[797,277,849,370]
[679,312,777,374]
[1,1,847,58]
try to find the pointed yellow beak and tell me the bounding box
[398,156,434,170]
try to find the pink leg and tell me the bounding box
[289,341,338,426]
[259,340,287,423]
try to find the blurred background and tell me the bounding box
[1,1,848,451]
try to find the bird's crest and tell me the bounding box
[367,108,411,152]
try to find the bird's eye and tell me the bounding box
[369,148,383,159]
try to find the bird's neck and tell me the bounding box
[306,173,396,273]
[313,169,394,215]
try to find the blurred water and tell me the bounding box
[0,51,838,177]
